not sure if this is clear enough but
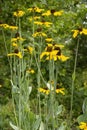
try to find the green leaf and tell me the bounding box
[32,117,41,130]
[10,122,22,130]
[82,97,87,113]
[58,122,67,130]
[56,105,63,116]
[28,86,32,95]
[77,114,87,123]
[10,80,20,94]
[39,122,44,130]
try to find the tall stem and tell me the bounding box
[49,60,55,130]
[18,17,22,130]
[2,29,12,70]
[70,38,79,125]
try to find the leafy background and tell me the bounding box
[0,0,87,129]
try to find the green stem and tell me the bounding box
[49,60,55,130]
[34,52,47,85]
[2,29,12,70]
[37,49,41,118]
[18,17,22,130]
[18,58,22,130]
[70,38,79,125]
[11,80,18,126]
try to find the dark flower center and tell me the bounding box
[15,32,20,38]
[44,87,48,90]
[14,49,19,53]
[56,50,61,56]
[78,27,83,32]
[54,46,61,55]
[51,9,55,14]
[37,27,42,32]
[46,46,53,52]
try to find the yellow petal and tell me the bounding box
[54,10,63,16]
[42,10,51,16]
[81,28,87,35]
[40,52,49,59]
[72,30,79,38]
[79,122,87,129]
[58,54,69,61]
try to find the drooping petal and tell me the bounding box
[58,54,69,61]
[40,52,49,59]
[72,30,79,38]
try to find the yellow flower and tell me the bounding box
[13,10,25,17]
[40,43,69,61]
[27,7,44,13]
[55,88,65,95]
[8,26,18,30]
[34,21,43,25]
[45,38,54,42]
[27,46,34,54]
[40,44,58,61]
[38,88,50,95]
[27,8,34,12]
[79,122,87,130]
[7,52,22,58]
[11,37,25,42]
[32,32,47,37]
[0,24,10,29]
[34,21,52,27]
[43,22,52,27]
[0,24,18,30]
[12,43,18,47]
[26,68,35,74]
[42,10,63,16]
[53,10,63,16]
[72,28,87,38]
[29,16,40,21]
[35,7,44,13]
[39,84,65,95]
[42,10,51,16]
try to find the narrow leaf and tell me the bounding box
[39,121,44,130]
[58,122,67,130]
[32,117,41,130]
[10,122,21,130]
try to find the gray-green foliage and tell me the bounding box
[0,0,87,130]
